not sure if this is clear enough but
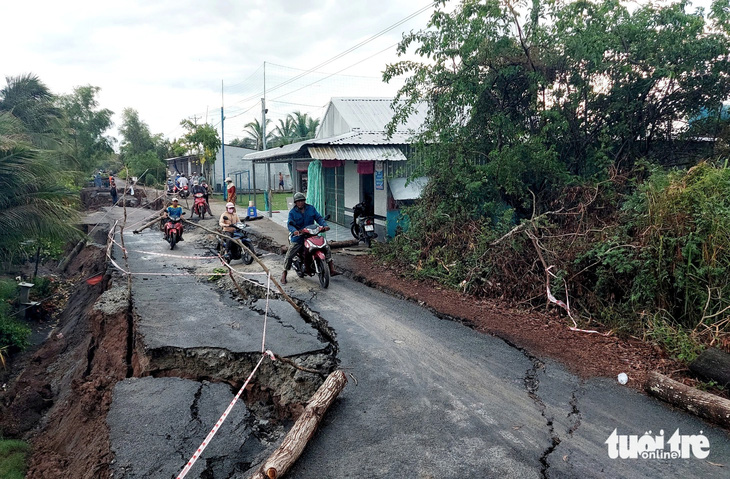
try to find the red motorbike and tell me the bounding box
[193,193,207,219]
[164,214,184,250]
[291,224,331,288]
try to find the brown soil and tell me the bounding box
[0,245,125,479]
[336,252,722,397]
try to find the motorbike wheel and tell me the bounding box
[350,223,360,240]
[169,232,177,250]
[315,257,330,288]
[200,208,205,220]
[241,250,253,265]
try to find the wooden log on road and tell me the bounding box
[132,210,165,234]
[248,370,347,479]
[644,371,730,429]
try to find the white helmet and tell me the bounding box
[225,177,232,182]
[171,197,179,202]
[226,202,235,208]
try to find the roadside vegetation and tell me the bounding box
[382,0,730,361]
[0,438,29,479]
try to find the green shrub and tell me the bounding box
[0,439,29,479]
[0,278,31,351]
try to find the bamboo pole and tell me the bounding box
[248,370,347,479]
[184,219,301,313]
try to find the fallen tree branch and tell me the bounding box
[248,370,347,479]
[645,371,730,429]
[186,219,301,313]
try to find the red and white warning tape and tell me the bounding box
[176,350,276,479]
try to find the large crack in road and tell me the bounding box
[105,216,340,478]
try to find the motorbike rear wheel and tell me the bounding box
[315,257,330,288]
[241,249,253,265]
[350,223,360,240]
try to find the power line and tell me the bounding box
[265,2,436,96]
[271,42,401,102]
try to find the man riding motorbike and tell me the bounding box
[219,202,241,258]
[281,192,339,284]
[163,197,184,241]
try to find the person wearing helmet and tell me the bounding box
[281,192,339,284]
[225,177,236,207]
[191,180,205,196]
[163,197,185,240]
[219,202,240,234]
[219,202,241,260]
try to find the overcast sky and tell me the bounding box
[2,0,438,145]
[2,0,717,147]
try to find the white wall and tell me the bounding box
[212,145,289,193]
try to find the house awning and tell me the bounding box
[308,145,407,162]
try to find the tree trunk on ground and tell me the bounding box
[689,348,730,389]
[644,371,730,429]
[248,370,347,479]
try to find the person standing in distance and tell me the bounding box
[225,177,236,208]
[281,192,339,284]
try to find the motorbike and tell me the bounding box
[164,214,185,250]
[291,224,331,288]
[192,193,207,219]
[217,222,254,265]
[350,202,378,248]
[180,185,190,198]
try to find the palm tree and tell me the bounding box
[243,118,273,150]
[272,116,296,146]
[0,73,63,149]
[290,111,320,141]
[0,111,81,261]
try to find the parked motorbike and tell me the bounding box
[291,224,331,288]
[164,214,185,250]
[350,201,377,247]
[217,222,254,264]
[192,193,207,219]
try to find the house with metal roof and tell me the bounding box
[245,97,427,239]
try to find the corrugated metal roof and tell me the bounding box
[326,98,427,132]
[309,145,407,162]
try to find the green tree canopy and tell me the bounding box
[0,73,63,150]
[0,110,81,260]
[56,85,115,173]
[243,118,273,150]
[384,0,730,220]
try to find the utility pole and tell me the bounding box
[262,61,272,217]
[221,80,226,201]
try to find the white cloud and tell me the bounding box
[1,0,435,145]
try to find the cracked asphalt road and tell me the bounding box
[99,205,729,478]
[265,263,730,478]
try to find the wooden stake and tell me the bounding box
[248,370,347,479]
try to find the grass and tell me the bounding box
[229,192,291,211]
[0,439,29,479]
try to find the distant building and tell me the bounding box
[246,98,427,239]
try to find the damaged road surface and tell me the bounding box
[106,212,337,478]
[41,206,726,478]
[250,258,730,478]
